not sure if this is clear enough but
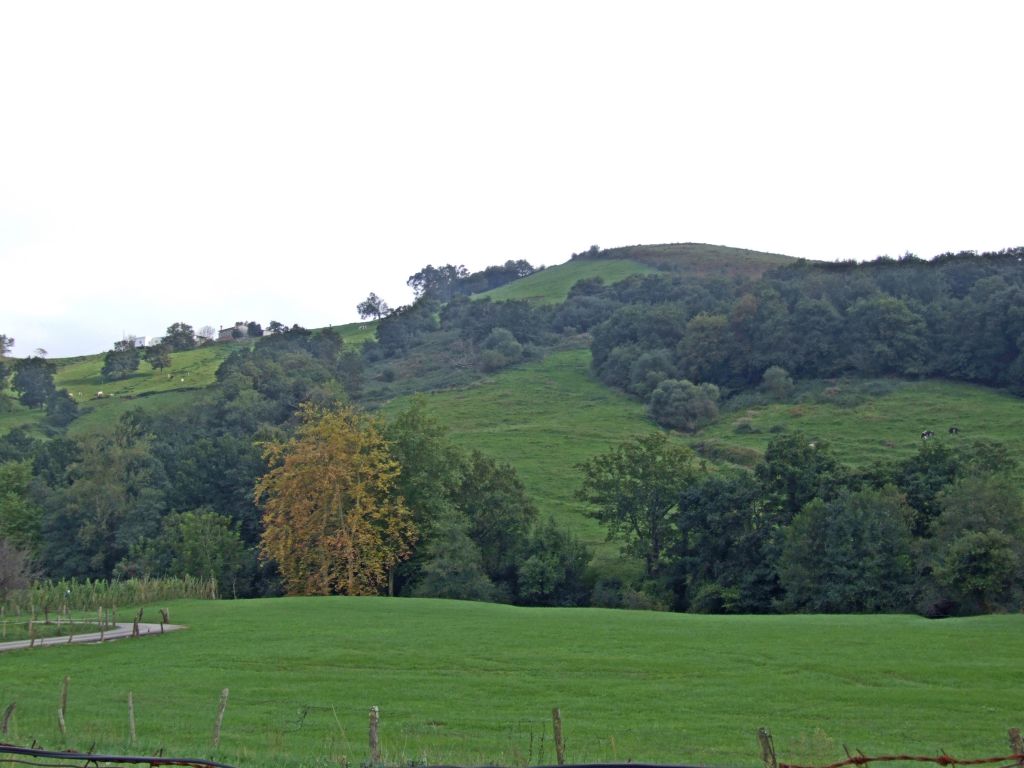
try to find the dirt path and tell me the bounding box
[0,622,185,653]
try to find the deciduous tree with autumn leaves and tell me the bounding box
[254,404,417,596]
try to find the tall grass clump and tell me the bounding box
[3,576,217,614]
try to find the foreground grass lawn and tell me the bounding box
[2,598,1022,768]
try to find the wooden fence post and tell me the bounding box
[128,691,137,746]
[1,702,15,736]
[1010,728,1023,760]
[56,676,70,737]
[552,707,566,765]
[758,728,778,768]
[369,706,381,765]
[212,688,229,748]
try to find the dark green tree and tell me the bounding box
[517,517,591,606]
[0,460,43,553]
[756,433,845,525]
[456,450,538,597]
[145,343,172,371]
[778,486,916,613]
[672,470,773,613]
[163,322,197,351]
[357,293,391,320]
[12,356,56,408]
[101,341,141,380]
[44,389,79,427]
[927,474,1024,612]
[40,417,167,578]
[648,379,719,432]
[577,433,697,579]
[407,264,469,301]
[479,327,523,372]
[162,507,250,597]
[413,507,495,601]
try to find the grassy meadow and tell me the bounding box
[703,378,1024,472]
[0,321,375,438]
[382,346,671,553]
[595,243,794,279]
[479,259,659,304]
[383,350,1024,554]
[2,597,1022,768]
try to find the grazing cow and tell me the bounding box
[921,430,935,440]
[949,426,960,435]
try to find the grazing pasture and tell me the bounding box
[1,598,1021,768]
[478,258,658,304]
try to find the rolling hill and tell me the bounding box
[4,245,1024,545]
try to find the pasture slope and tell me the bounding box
[1,597,1022,768]
[388,350,1024,548]
[0,321,374,437]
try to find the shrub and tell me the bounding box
[648,379,720,431]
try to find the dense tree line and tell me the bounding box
[579,431,1023,616]
[584,249,1024,425]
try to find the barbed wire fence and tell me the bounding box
[758,727,1024,768]
[2,695,1023,768]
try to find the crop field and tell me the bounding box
[1,597,1022,768]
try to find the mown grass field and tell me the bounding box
[478,259,658,304]
[1,597,1022,768]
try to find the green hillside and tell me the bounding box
[702,378,1024,472]
[0,321,375,437]
[476,242,795,305]
[382,349,1024,551]
[592,242,795,278]
[478,258,658,304]
[3,597,1023,768]
[383,345,670,555]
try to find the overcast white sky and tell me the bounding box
[2,1,1022,358]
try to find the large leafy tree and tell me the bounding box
[41,420,168,578]
[407,264,469,301]
[255,404,416,596]
[357,292,391,320]
[145,343,172,371]
[101,339,141,380]
[455,449,538,595]
[0,460,43,553]
[927,474,1024,612]
[12,356,56,408]
[163,322,197,351]
[577,433,697,579]
[778,486,917,613]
